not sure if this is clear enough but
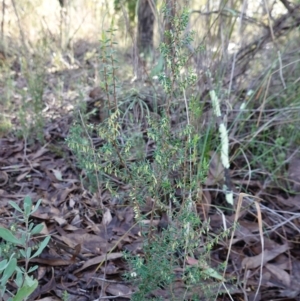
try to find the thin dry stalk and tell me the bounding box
[254,198,264,301]
[1,0,5,39]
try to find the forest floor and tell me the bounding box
[1,42,300,301]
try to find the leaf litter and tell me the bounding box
[1,95,300,300]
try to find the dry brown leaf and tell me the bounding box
[30,147,49,161]
[37,266,47,281]
[103,261,119,274]
[38,178,52,191]
[265,263,291,287]
[74,252,123,274]
[205,151,224,185]
[105,283,133,299]
[70,213,81,226]
[231,222,259,245]
[51,183,77,206]
[31,205,61,220]
[202,189,211,215]
[63,224,80,231]
[52,216,67,226]
[29,267,56,300]
[28,257,73,266]
[195,186,211,219]
[39,222,50,235]
[277,194,300,211]
[62,232,110,253]
[242,243,290,269]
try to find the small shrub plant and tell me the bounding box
[0,196,50,301]
[19,57,46,143]
[67,2,233,300]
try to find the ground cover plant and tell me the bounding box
[1,0,300,300]
[0,196,50,301]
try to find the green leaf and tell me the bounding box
[8,201,23,213]
[0,228,21,245]
[19,249,26,258]
[27,265,38,274]
[31,236,50,259]
[20,233,26,245]
[23,195,32,217]
[1,257,17,286]
[0,285,7,298]
[12,277,38,301]
[28,223,34,232]
[14,269,23,288]
[24,274,37,287]
[31,199,42,214]
[0,259,8,271]
[26,247,32,259]
[203,267,224,281]
[31,224,43,235]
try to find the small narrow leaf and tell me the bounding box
[203,267,224,281]
[0,259,8,271]
[19,249,26,258]
[0,228,21,245]
[8,201,23,213]
[31,224,43,235]
[31,236,50,259]
[14,269,23,288]
[28,265,38,273]
[20,233,26,245]
[26,247,32,259]
[28,223,34,232]
[1,257,17,285]
[31,199,42,214]
[23,195,32,216]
